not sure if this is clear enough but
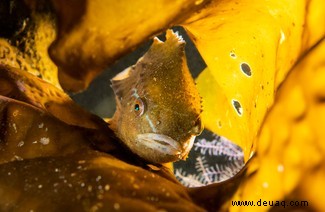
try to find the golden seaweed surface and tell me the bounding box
[0,0,325,211]
[0,6,59,87]
[232,37,325,211]
[49,0,211,92]
[183,0,325,210]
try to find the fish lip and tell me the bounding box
[136,133,181,154]
[136,133,195,159]
[182,135,195,158]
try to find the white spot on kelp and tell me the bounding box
[39,137,50,145]
[14,155,23,161]
[38,123,44,128]
[262,182,269,188]
[12,110,19,117]
[17,141,24,147]
[12,123,17,133]
[96,176,102,182]
[114,203,120,210]
[104,184,110,191]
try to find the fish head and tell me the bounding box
[111,30,203,164]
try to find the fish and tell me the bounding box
[109,30,203,164]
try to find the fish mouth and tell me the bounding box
[136,133,195,159]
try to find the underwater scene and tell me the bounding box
[0,0,324,211]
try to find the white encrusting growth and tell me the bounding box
[39,137,50,145]
[12,123,17,133]
[17,141,24,147]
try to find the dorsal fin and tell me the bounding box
[110,29,185,100]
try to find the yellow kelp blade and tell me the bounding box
[0,65,106,130]
[0,96,91,164]
[231,38,325,211]
[49,0,210,92]
[0,9,59,87]
[184,0,325,159]
[0,150,204,211]
[0,65,116,152]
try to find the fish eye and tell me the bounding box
[134,98,145,116]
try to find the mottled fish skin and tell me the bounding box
[109,30,203,164]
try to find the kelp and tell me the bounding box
[232,38,325,211]
[49,0,211,92]
[186,0,324,159]
[0,0,59,87]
